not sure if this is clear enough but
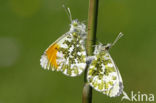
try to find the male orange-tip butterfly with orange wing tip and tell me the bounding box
[40,8,87,77]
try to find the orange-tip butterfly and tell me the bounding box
[87,33,124,97]
[40,8,87,77]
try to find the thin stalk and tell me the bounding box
[82,0,99,103]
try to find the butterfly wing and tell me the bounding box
[87,50,123,97]
[40,32,69,70]
[105,53,123,97]
[40,31,87,77]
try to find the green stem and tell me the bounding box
[82,0,99,103]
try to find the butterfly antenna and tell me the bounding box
[67,8,73,22]
[62,5,73,23]
[112,32,124,46]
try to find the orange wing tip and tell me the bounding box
[46,43,60,69]
[40,54,48,69]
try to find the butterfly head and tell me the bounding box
[103,43,112,50]
[94,43,112,54]
[98,43,112,50]
[70,19,86,35]
[94,32,124,54]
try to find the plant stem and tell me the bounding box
[87,0,99,55]
[82,0,99,103]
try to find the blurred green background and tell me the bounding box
[0,0,156,103]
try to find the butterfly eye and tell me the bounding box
[105,43,112,50]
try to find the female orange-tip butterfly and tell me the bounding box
[40,8,87,77]
[87,32,125,97]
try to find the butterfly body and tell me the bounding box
[40,20,87,77]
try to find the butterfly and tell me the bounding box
[40,8,87,77]
[87,33,124,97]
